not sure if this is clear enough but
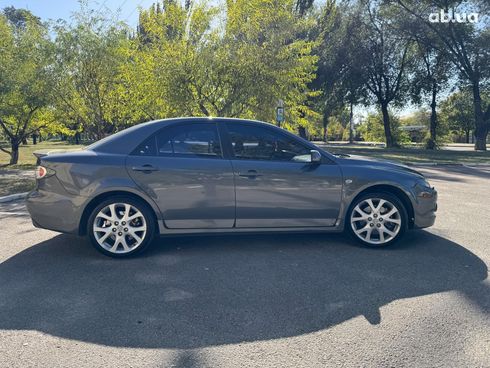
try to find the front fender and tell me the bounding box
[337,166,419,229]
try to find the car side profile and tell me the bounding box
[26,117,437,257]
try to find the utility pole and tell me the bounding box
[349,100,354,144]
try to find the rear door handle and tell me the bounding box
[238,170,262,178]
[132,164,158,172]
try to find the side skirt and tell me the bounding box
[157,220,344,236]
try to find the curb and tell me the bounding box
[404,162,464,167]
[0,192,29,203]
[405,162,490,167]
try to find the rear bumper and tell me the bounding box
[26,189,82,234]
[413,187,438,229]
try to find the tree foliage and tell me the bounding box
[52,6,130,140]
[1,0,489,167]
[387,0,490,150]
[440,88,490,143]
[127,0,320,135]
[0,10,53,164]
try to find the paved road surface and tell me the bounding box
[0,165,489,367]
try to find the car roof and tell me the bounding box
[87,117,275,154]
[149,116,274,126]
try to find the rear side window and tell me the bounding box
[156,123,222,158]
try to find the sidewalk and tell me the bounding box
[0,168,35,200]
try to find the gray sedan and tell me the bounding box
[26,118,437,257]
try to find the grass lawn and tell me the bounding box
[0,141,84,197]
[0,141,85,170]
[315,143,490,165]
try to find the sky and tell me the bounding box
[0,0,155,28]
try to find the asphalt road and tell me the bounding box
[1,165,489,368]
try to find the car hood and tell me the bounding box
[334,154,425,179]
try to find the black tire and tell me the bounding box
[346,192,408,247]
[87,195,156,258]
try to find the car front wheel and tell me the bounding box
[347,192,408,247]
[87,196,156,257]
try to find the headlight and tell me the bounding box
[416,178,435,198]
[417,178,432,189]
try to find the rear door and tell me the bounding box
[127,122,235,229]
[223,122,343,228]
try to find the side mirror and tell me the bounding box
[310,150,321,163]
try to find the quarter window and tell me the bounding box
[225,123,311,162]
[132,136,157,156]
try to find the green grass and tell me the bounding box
[316,144,490,165]
[0,141,85,169]
[0,140,84,197]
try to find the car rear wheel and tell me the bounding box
[347,192,408,247]
[87,196,156,257]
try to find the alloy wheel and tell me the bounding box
[350,198,402,245]
[93,203,147,254]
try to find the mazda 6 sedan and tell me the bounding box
[27,117,437,257]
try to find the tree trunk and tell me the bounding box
[380,103,395,148]
[465,129,470,144]
[472,82,488,151]
[426,84,438,150]
[349,100,354,144]
[22,137,28,145]
[10,141,19,165]
[322,110,329,142]
[75,132,80,145]
[298,126,307,139]
[475,126,488,151]
[32,134,37,145]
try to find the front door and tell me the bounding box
[224,122,343,228]
[127,122,235,229]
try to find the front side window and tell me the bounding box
[225,123,311,162]
[153,123,222,158]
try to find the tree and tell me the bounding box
[388,0,490,150]
[357,110,410,143]
[130,0,319,135]
[440,88,490,143]
[358,1,414,147]
[295,0,315,16]
[0,10,53,164]
[410,40,452,149]
[52,5,130,140]
[313,1,366,142]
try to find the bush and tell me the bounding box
[357,111,410,145]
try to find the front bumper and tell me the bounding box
[413,186,438,229]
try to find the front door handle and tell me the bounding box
[132,164,158,173]
[238,170,262,178]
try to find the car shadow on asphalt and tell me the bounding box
[0,230,488,349]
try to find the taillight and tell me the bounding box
[35,166,48,179]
